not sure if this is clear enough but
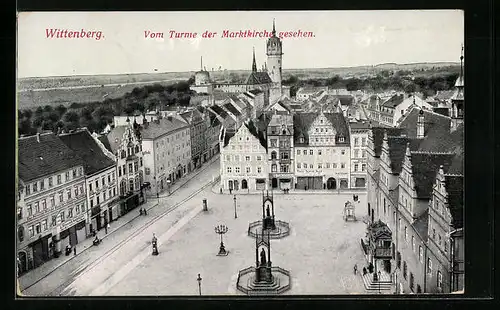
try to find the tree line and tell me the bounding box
[283,70,460,98]
[18,80,195,136]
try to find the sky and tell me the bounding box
[17,10,464,78]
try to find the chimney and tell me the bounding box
[36,132,41,143]
[417,109,425,138]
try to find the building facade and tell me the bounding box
[349,121,370,188]
[97,123,147,218]
[266,113,294,190]
[18,133,87,274]
[140,116,191,195]
[220,122,268,192]
[293,112,351,190]
[59,129,119,235]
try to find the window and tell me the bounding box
[427,258,433,275]
[245,156,251,161]
[403,261,407,279]
[96,179,99,188]
[326,163,330,168]
[404,226,408,241]
[341,150,345,155]
[399,218,402,230]
[73,169,77,178]
[129,163,133,173]
[412,236,415,252]
[57,175,62,184]
[42,199,46,210]
[246,167,251,173]
[437,271,443,289]
[65,171,70,181]
[97,195,101,204]
[61,211,65,222]
[129,179,134,191]
[35,223,41,234]
[438,234,442,246]
[33,182,38,193]
[318,150,322,155]
[271,151,277,160]
[341,163,345,169]
[17,207,22,220]
[25,185,31,195]
[309,150,313,155]
[51,215,57,227]
[362,164,366,171]
[108,175,111,183]
[103,192,107,201]
[68,208,73,218]
[76,204,80,213]
[235,167,240,173]
[354,164,359,172]
[40,180,45,190]
[48,177,53,187]
[339,137,345,142]
[90,199,94,207]
[27,205,32,216]
[354,138,359,146]
[35,202,40,213]
[271,164,277,172]
[74,187,78,197]
[362,150,366,158]
[29,226,34,237]
[67,189,71,199]
[227,167,232,173]
[444,241,448,253]
[296,150,300,155]
[362,138,366,146]
[409,273,414,291]
[309,164,313,169]
[226,155,230,161]
[432,228,436,240]
[354,150,359,158]
[333,163,337,168]
[257,156,262,161]
[297,163,301,169]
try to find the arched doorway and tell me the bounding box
[228,180,234,190]
[241,179,248,189]
[234,180,239,190]
[18,251,27,274]
[271,178,278,188]
[340,179,349,189]
[327,177,337,189]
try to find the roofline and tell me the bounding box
[85,163,117,178]
[19,164,85,183]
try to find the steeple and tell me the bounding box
[252,47,257,72]
[460,44,464,79]
[272,18,276,36]
[200,56,203,71]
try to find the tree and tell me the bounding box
[55,104,67,117]
[43,105,53,112]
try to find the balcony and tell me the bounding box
[374,247,392,258]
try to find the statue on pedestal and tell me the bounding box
[260,248,267,266]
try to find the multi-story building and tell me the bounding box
[59,129,118,234]
[349,121,370,188]
[219,121,268,192]
[97,123,147,218]
[140,116,191,195]
[178,108,206,170]
[366,100,463,295]
[18,133,87,273]
[293,112,351,190]
[266,113,294,190]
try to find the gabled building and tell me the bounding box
[97,123,147,218]
[59,129,118,235]
[293,112,351,190]
[349,121,371,188]
[18,133,87,274]
[178,108,206,169]
[266,113,294,190]
[219,121,268,192]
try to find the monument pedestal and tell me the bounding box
[255,265,273,283]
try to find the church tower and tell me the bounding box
[450,45,464,132]
[266,19,283,87]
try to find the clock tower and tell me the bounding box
[266,19,283,87]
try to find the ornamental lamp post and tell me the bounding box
[197,273,202,295]
[167,179,171,195]
[233,195,237,219]
[214,224,229,256]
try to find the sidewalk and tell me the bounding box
[211,181,367,196]
[18,155,220,292]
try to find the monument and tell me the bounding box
[248,191,290,239]
[152,233,159,256]
[236,229,291,295]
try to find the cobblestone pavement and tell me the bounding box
[103,192,371,295]
[18,156,220,296]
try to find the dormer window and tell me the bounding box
[299,137,304,143]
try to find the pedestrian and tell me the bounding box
[220,188,222,194]
[354,264,358,275]
[74,247,77,256]
[104,224,108,234]
[143,208,147,215]
[363,267,367,275]
[139,208,143,216]
[107,223,111,232]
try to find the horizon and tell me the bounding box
[18,61,461,80]
[18,11,463,78]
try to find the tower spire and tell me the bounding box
[201,56,203,71]
[252,47,257,72]
[272,19,276,36]
[460,44,464,78]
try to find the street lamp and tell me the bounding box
[156,192,159,205]
[196,273,202,295]
[214,224,229,255]
[233,195,237,218]
[167,179,171,195]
